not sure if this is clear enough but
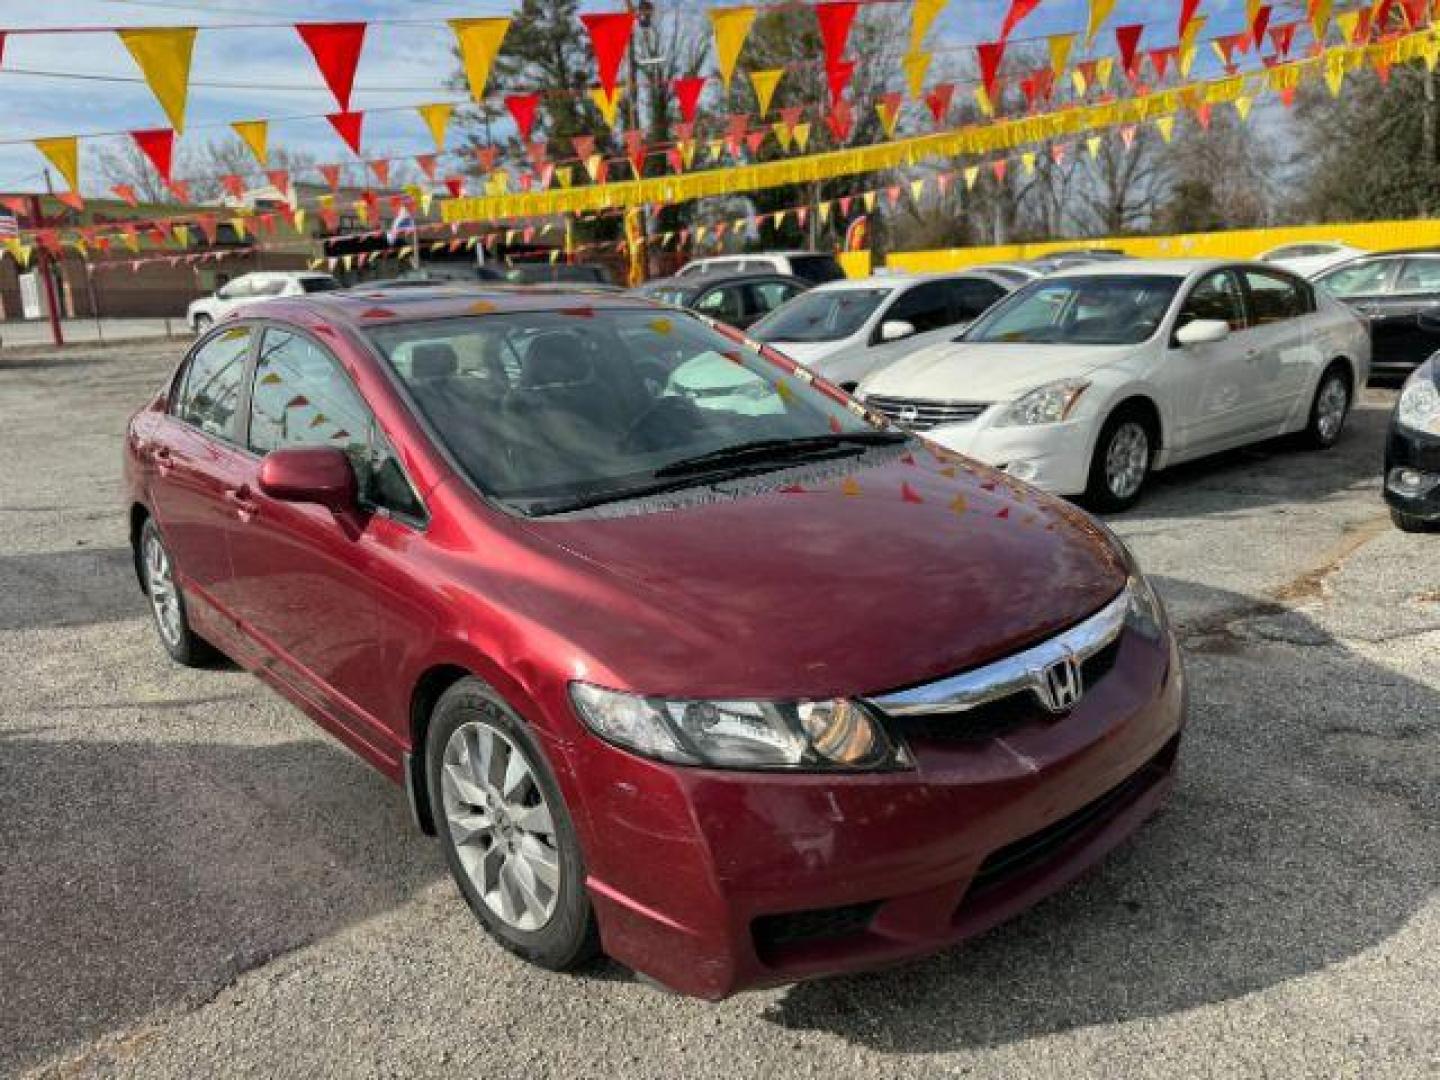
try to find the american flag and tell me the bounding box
[0,213,18,239]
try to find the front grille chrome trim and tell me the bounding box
[863,395,991,431]
[865,586,1130,717]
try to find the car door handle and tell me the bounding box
[226,485,259,521]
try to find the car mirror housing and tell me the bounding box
[1175,319,1230,347]
[879,319,916,343]
[258,446,358,514]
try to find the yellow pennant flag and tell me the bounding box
[292,209,307,233]
[773,121,793,151]
[963,164,979,190]
[118,27,197,132]
[1234,96,1254,121]
[1095,56,1115,89]
[1310,0,1334,43]
[592,86,623,127]
[417,103,453,151]
[975,86,995,117]
[1072,68,1088,96]
[876,99,901,138]
[1334,10,1360,43]
[6,239,34,268]
[1021,151,1036,176]
[1086,135,1103,158]
[792,122,811,151]
[585,153,604,181]
[910,178,925,202]
[231,121,268,166]
[1085,0,1118,46]
[353,200,369,226]
[1180,15,1207,55]
[1048,34,1074,80]
[121,229,140,252]
[451,18,511,101]
[1325,51,1346,96]
[1156,116,1176,143]
[555,165,573,188]
[902,51,931,100]
[231,218,248,240]
[749,69,784,117]
[710,6,757,92]
[34,137,80,192]
[173,224,190,247]
[818,200,832,223]
[1424,37,1440,72]
[862,190,877,212]
[909,0,947,53]
[1178,44,1199,78]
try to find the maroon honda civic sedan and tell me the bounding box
[123,285,1185,999]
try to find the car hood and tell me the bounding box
[860,341,1136,402]
[507,450,1128,701]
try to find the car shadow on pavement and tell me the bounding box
[1112,397,1391,521]
[0,733,444,1076]
[763,576,1437,1052]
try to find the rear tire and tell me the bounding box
[138,517,219,667]
[1302,362,1351,449]
[426,678,599,972]
[1084,405,1155,512]
[1391,507,1438,533]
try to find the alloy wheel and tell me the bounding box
[440,721,561,932]
[143,532,183,649]
[1316,375,1349,443]
[1105,421,1150,501]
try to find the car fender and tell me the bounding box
[1076,367,1172,471]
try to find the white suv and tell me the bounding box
[187,272,340,331]
[676,251,845,285]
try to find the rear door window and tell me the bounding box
[172,325,252,441]
[1178,270,1247,331]
[786,255,845,284]
[882,282,954,335]
[947,278,1009,321]
[1317,259,1394,298]
[1242,269,1310,325]
[693,284,747,325]
[747,280,804,319]
[1395,258,1440,294]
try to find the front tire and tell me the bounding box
[1084,406,1155,512]
[1391,507,1438,533]
[139,517,218,667]
[1302,362,1351,449]
[426,678,599,971]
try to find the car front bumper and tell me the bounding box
[919,415,1095,496]
[566,626,1186,1000]
[1384,419,1440,521]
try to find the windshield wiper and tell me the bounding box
[652,431,906,478]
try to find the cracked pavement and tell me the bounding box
[1,344,1436,1079]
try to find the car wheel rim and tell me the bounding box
[440,721,561,932]
[143,532,183,648]
[1105,422,1149,501]
[1317,377,1348,442]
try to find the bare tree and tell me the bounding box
[1075,127,1168,236]
[90,138,175,204]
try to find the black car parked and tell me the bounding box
[629,271,810,330]
[1385,352,1440,531]
[1313,249,1440,379]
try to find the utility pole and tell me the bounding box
[623,0,652,283]
[27,194,64,347]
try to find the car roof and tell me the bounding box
[691,250,830,259]
[1326,246,1440,259]
[809,269,1012,292]
[1045,258,1227,278]
[255,284,661,330]
[634,271,805,295]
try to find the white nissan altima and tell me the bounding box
[855,259,1371,510]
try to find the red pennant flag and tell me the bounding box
[925,82,955,124]
[900,482,924,504]
[1251,6,1272,47]
[885,184,902,208]
[56,191,85,212]
[666,147,683,173]
[319,163,342,189]
[368,159,390,186]
[579,12,635,98]
[826,58,855,104]
[571,134,595,163]
[839,195,853,215]
[167,179,191,203]
[1000,0,1043,41]
[624,130,646,176]
[1279,86,1296,108]
[816,1,858,69]
[1177,0,1203,40]
[257,212,276,234]
[132,128,175,183]
[1269,22,1297,56]
[327,111,364,154]
[320,208,339,231]
[745,129,766,155]
[296,23,367,112]
[826,97,854,141]
[1195,102,1212,129]
[444,175,465,198]
[526,139,549,169]
[265,168,290,193]
[112,184,139,206]
[196,214,219,244]
[977,40,1006,100]
[505,93,540,142]
[1115,25,1144,81]
[991,158,1008,182]
[415,153,437,180]
[476,145,499,172]
[1401,0,1427,30]
[672,76,706,124]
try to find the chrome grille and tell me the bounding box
[864,395,990,431]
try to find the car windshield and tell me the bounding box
[367,308,892,514]
[750,288,889,343]
[963,275,1184,346]
[299,277,341,293]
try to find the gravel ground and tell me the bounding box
[1,344,1436,1080]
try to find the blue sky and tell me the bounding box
[0,0,1257,194]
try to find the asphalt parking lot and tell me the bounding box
[1,342,1436,1079]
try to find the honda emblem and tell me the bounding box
[1036,653,1083,713]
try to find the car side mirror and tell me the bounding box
[879,319,916,342]
[258,446,358,515]
[215,286,233,300]
[1175,319,1230,346]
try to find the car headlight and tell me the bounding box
[994,378,1091,427]
[1397,373,1440,435]
[1125,572,1167,642]
[570,683,911,771]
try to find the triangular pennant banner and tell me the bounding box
[580,12,635,98]
[673,76,706,123]
[34,137,79,192]
[749,68,784,117]
[118,27,197,132]
[418,103,453,151]
[902,51,931,100]
[909,0,947,53]
[709,6,757,92]
[326,110,365,154]
[296,22,367,111]
[505,93,541,141]
[816,1,859,71]
[131,128,175,183]
[231,120,268,166]
[1086,0,1119,46]
[591,86,624,127]
[1000,0,1043,42]
[976,40,1006,100]
[449,18,510,101]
